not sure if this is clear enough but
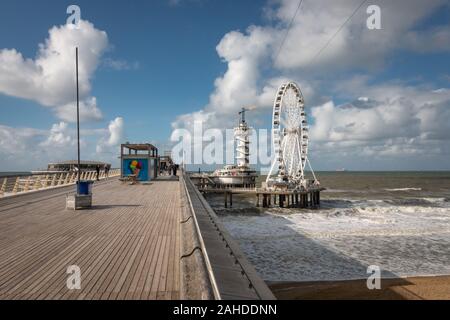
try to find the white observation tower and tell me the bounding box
[235,108,251,168]
[211,108,257,188]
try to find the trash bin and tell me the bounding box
[77,181,93,195]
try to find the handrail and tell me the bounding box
[183,171,276,300]
[180,173,222,300]
[0,169,120,198]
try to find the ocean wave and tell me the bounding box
[322,189,349,193]
[320,199,355,208]
[218,194,450,282]
[423,197,447,203]
[385,188,422,192]
[324,197,448,208]
[215,207,263,215]
[385,197,449,207]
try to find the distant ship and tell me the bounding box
[336,168,347,172]
[211,108,257,188]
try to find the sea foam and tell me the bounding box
[219,198,450,282]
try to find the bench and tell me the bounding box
[120,174,139,185]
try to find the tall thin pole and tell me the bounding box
[76,47,81,185]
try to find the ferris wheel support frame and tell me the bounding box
[266,81,317,187]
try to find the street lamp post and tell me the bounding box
[67,47,92,210]
[76,47,81,187]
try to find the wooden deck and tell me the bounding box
[0,178,180,300]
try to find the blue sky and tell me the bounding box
[1,0,450,171]
[0,0,266,140]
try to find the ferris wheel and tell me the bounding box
[266,82,318,187]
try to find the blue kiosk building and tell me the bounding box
[120,143,159,181]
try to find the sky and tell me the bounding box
[0,0,449,171]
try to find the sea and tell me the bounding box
[205,172,450,282]
[0,172,31,178]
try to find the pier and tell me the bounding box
[191,175,325,209]
[0,173,274,300]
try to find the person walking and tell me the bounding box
[95,165,100,181]
[105,165,110,180]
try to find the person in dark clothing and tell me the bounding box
[104,165,110,180]
[173,164,178,176]
[95,165,100,181]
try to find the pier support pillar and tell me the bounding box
[224,192,228,208]
[279,195,284,208]
[302,194,306,208]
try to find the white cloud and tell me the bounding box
[172,26,275,132]
[0,20,108,122]
[106,117,125,146]
[0,20,130,170]
[40,122,73,147]
[96,117,125,153]
[403,25,450,53]
[308,86,450,168]
[311,98,421,143]
[271,0,449,70]
[173,0,450,133]
[0,118,125,171]
[171,0,450,169]
[0,124,76,170]
[211,27,274,115]
[56,97,103,122]
[172,0,450,128]
[0,125,45,158]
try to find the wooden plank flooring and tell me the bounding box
[0,179,181,300]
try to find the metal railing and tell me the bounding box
[0,169,120,198]
[180,171,276,300]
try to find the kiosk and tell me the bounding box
[120,143,159,182]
